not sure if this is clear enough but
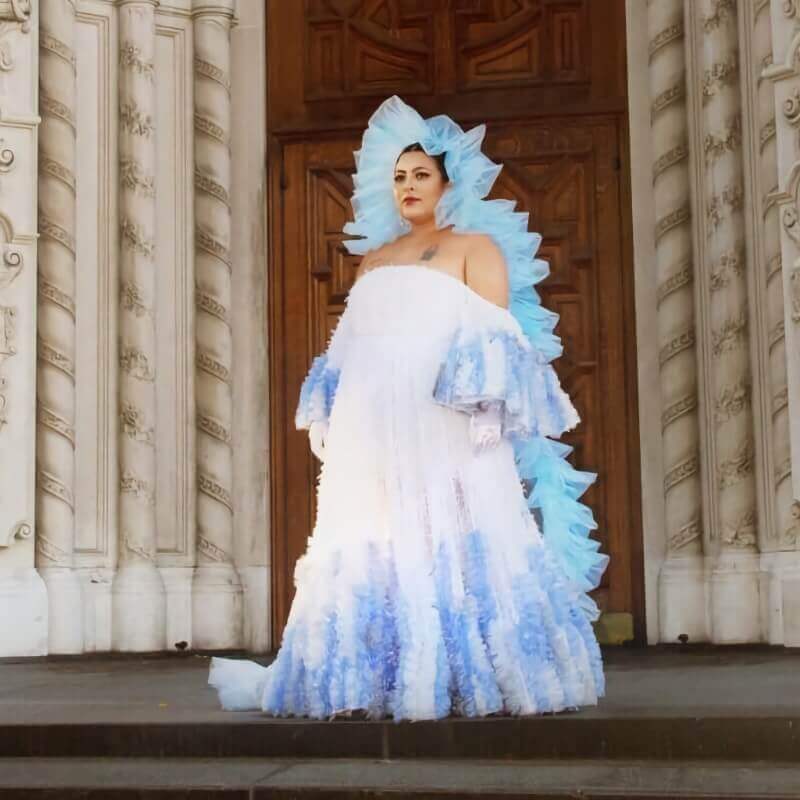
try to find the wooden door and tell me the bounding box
[267,0,643,644]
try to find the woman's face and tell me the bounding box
[393,150,448,225]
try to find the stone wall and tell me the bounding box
[2,0,800,655]
[0,0,269,656]
[630,0,800,644]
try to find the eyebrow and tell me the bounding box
[394,167,430,174]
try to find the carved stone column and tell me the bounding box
[111,0,166,651]
[649,0,707,642]
[36,0,83,654]
[693,0,761,642]
[739,0,798,644]
[766,0,800,644]
[191,0,242,649]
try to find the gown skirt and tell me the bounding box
[209,264,605,721]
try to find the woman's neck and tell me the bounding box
[406,218,445,240]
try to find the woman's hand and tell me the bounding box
[309,419,329,461]
[469,402,503,454]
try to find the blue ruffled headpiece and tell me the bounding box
[343,96,608,621]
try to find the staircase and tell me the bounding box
[1,649,799,798]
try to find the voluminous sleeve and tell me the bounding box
[295,304,353,431]
[433,289,579,440]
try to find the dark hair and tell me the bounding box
[395,142,449,183]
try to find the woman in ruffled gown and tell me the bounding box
[209,95,608,721]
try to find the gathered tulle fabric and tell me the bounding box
[209,266,605,720]
[433,293,580,440]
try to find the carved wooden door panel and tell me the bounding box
[267,0,641,644]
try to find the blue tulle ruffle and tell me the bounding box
[295,354,341,430]
[433,326,580,440]
[247,530,602,721]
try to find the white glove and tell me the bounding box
[308,419,329,461]
[469,401,503,454]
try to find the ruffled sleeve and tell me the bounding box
[294,303,353,431]
[432,289,579,441]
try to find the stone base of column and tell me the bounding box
[39,566,84,654]
[780,571,800,647]
[658,556,708,644]
[192,563,243,650]
[0,568,49,656]
[77,567,114,653]
[159,566,193,651]
[709,551,763,644]
[112,563,167,651]
[240,564,269,653]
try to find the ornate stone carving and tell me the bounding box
[0,246,21,288]
[0,304,17,431]
[195,228,231,270]
[656,260,693,305]
[120,281,151,317]
[120,217,154,257]
[669,517,702,550]
[702,57,739,104]
[704,117,742,164]
[715,377,751,423]
[0,1,30,27]
[711,312,748,356]
[119,41,154,79]
[119,401,154,445]
[119,158,155,197]
[662,394,698,430]
[0,1,31,72]
[119,344,155,381]
[704,0,737,29]
[709,248,745,290]
[720,508,758,547]
[0,520,31,548]
[119,101,154,137]
[197,533,231,564]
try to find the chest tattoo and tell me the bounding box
[420,244,439,261]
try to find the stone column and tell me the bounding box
[766,0,800,644]
[36,0,83,653]
[739,0,798,644]
[191,0,242,649]
[695,0,761,642]
[649,0,707,642]
[231,0,269,653]
[111,0,166,651]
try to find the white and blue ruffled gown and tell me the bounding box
[209,263,607,721]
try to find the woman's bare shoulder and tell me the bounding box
[440,229,496,253]
[355,243,392,280]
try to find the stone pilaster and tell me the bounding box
[765,0,800,644]
[36,0,83,654]
[691,0,761,642]
[0,0,47,657]
[191,0,242,649]
[737,0,799,644]
[649,0,707,642]
[111,0,166,652]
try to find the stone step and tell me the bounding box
[0,757,798,798]
[2,715,800,761]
